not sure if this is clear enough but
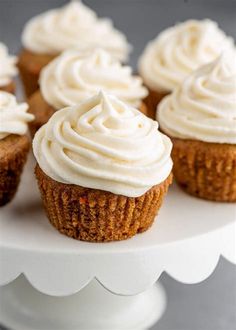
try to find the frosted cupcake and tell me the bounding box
[0,92,34,206]
[18,0,130,97]
[28,48,148,136]
[139,19,235,119]
[33,91,173,242]
[158,54,236,202]
[0,42,17,94]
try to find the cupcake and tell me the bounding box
[33,91,173,242]
[138,19,235,119]
[0,92,34,206]
[0,42,17,94]
[18,0,131,98]
[28,48,148,136]
[158,54,236,202]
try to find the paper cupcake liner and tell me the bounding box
[28,91,55,137]
[139,101,148,116]
[0,134,30,206]
[143,88,169,120]
[28,91,149,137]
[35,165,172,242]
[172,138,236,202]
[18,49,55,98]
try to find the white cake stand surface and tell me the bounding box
[0,156,235,330]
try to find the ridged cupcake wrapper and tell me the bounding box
[18,49,55,98]
[0,135,30,206]
[144,88,169,120]
[18,63,40,99]
[139,102,148,116]
[28,91,56,138]
[35,165,172,242]
[172,138,236,202]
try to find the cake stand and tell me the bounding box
[0,155,235,330]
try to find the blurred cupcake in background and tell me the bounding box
[18,0,131,97]
[33,91,173,242]
[157,54,236,202]
[138,19,235,119]
[28,48,148,136]
[0,42,17,94]
[0,92,34,206]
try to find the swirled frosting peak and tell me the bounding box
[0,92,34,140]
[40,48,148,109]
[138,19,236,92]
[158,54,236,144]
[33,91,173,197]
[22,0,130,62]
[0,42,17,87]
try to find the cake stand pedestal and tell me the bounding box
[0,157,235,330]
[0,277,165,330]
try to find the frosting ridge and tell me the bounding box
[157,54,236,144]
[138,19,236,92]
[0,92,34,140]
[33,91,173,197]
[0,42,17,87]
[40,48,148,109]
[22,0,130,62]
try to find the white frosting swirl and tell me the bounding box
[33,92,172,197]
[40,48,148,109]
[139,19,236,92]
[157,55,236,144]
[0,92,34,140]
[0,42,17,87]
[22,0,130,62]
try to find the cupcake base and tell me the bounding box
[0,81,15,94]
[28,91,149,137]
[144,88,169,120]
[18,49,56,98]
[28,91,56,137]
[0,134,30,206]
[171,138,236,202]
[139,101,148,116]
[35,165,172,242]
